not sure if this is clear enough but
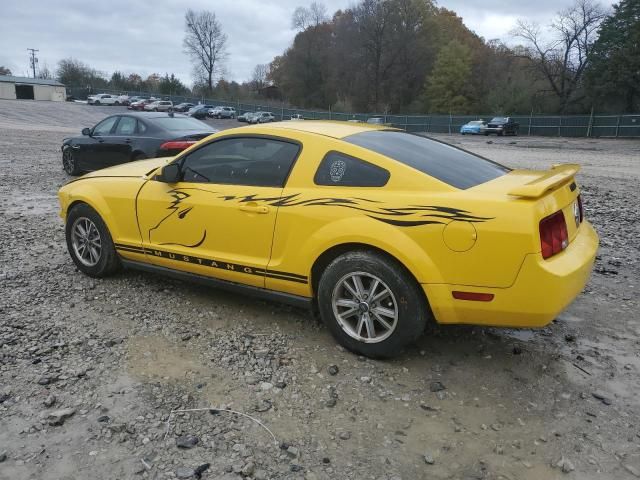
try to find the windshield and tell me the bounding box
[469,121,485,126]
[491,117,507,123]
[153,117,214,132]
[344,131,509,189]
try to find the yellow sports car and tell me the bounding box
[58,121,598,357]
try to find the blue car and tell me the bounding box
[460,120,486,135]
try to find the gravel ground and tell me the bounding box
[1,99,639,480]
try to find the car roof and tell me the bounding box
[113,112,190,119]
[250,120,391,139]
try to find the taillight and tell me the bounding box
[160,140,196,151]
[539,211,568,259]
[577,194,584,223]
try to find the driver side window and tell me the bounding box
[93,116,118,136]
[180,137,300,187]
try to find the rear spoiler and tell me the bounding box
[508,164,580,199]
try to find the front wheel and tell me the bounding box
[62,147,82,176]
[317,251,429,358]
[65,204,121,277]
[94,101,101,105]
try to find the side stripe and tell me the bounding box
[114,243,308,284]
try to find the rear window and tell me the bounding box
[152,117,214,132]
[344,131,509,189]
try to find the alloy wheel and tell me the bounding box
[331,272,398,343]
[70,217,102,267]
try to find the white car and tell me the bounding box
[144,100,174,112]
[87,94,120,106]
[209,106,236,119]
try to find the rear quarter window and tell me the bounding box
[344,131,509,189]
[314,151,390,187]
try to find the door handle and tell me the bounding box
[124,139,132,144]
[239,203,269,214]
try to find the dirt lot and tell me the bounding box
[0,99,639,480]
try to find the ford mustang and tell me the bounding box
[57,122,598,358]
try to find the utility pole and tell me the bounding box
[27,48,39,78]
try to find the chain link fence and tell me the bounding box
[68,86,640,138]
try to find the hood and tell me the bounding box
[78,157,172,179]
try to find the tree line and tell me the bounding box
[1,0,637,114]
[269,0,639,114]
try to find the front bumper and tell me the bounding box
[425,221,599,328]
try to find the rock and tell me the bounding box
[254,470,268,480]
[275,381,287,389]
[290,464,302,472]
[241,462,255,476]
[97,415,110,423]
[339,431,351,440]
[512,346,522,355]
[0,393,9,404]
[429,381,446,392]
[554,456,575,473]
[423,453,435,465]
[287,446,299,457]
[48,408,76,426]
[194,463,210,479]
[43,394,56,408]
[624,465,640,478]
[564,333,576,342]
[325,398,337,408]
[176,435,199,449]
[322,457,331,464]
[176,466,195,479]
[0,451,7,462]
[260,382,273,391]
[592,391,612,405]
[37,376,52,386]
[327,365,339,376]
[360,376,372,383]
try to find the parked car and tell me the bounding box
[290,114,304,120]
[367,117,385,125]
[58,121,598,358]
[237,111,254,122]
[87,94,120,106]
[248,111,276,124]
[174,103,195,112]
[209,106,236,119]
[60,112,216,175]
[187,105,215,119]
[483,117,519,136]
[145,100,174,112]
[460,120,487,135]
[128,99,151,111]
[117,95,131,106]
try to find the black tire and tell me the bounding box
[114,101,120,106]
[317,251,429,358]
[154,108,159,112]
[131,152,147,161]
[94,100,101,105]
[65,203,121,278]
[62,147,82,176]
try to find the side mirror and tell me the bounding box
[82,127,91,136]
[157,163,181,183]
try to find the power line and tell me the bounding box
[27,48,39,78]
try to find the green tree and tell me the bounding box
[423,40,473,113]
[586,0,640,112]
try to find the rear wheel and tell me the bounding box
[65,203,120,277]
[114,101,120,106]
[94,100,101,105]
[62,147,82,176]
[317,251,429,358]
[131,152,147,161]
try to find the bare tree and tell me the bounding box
[511,0,607,112]
[183,9,228,92]
[291,2,328,30]
[252,64,270,90]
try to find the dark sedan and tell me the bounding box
[61,112,217,176]
[174,102,195,112]
[186,104,215,119]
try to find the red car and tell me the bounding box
[129,99,151,111]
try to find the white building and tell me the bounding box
[0,75,66,101]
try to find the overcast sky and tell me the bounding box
[0,0,616,85]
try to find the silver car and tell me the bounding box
[209,106,236,119]
[249,111,276,124]
[144,100,174,112]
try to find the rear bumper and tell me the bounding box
[425,221,599,328]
